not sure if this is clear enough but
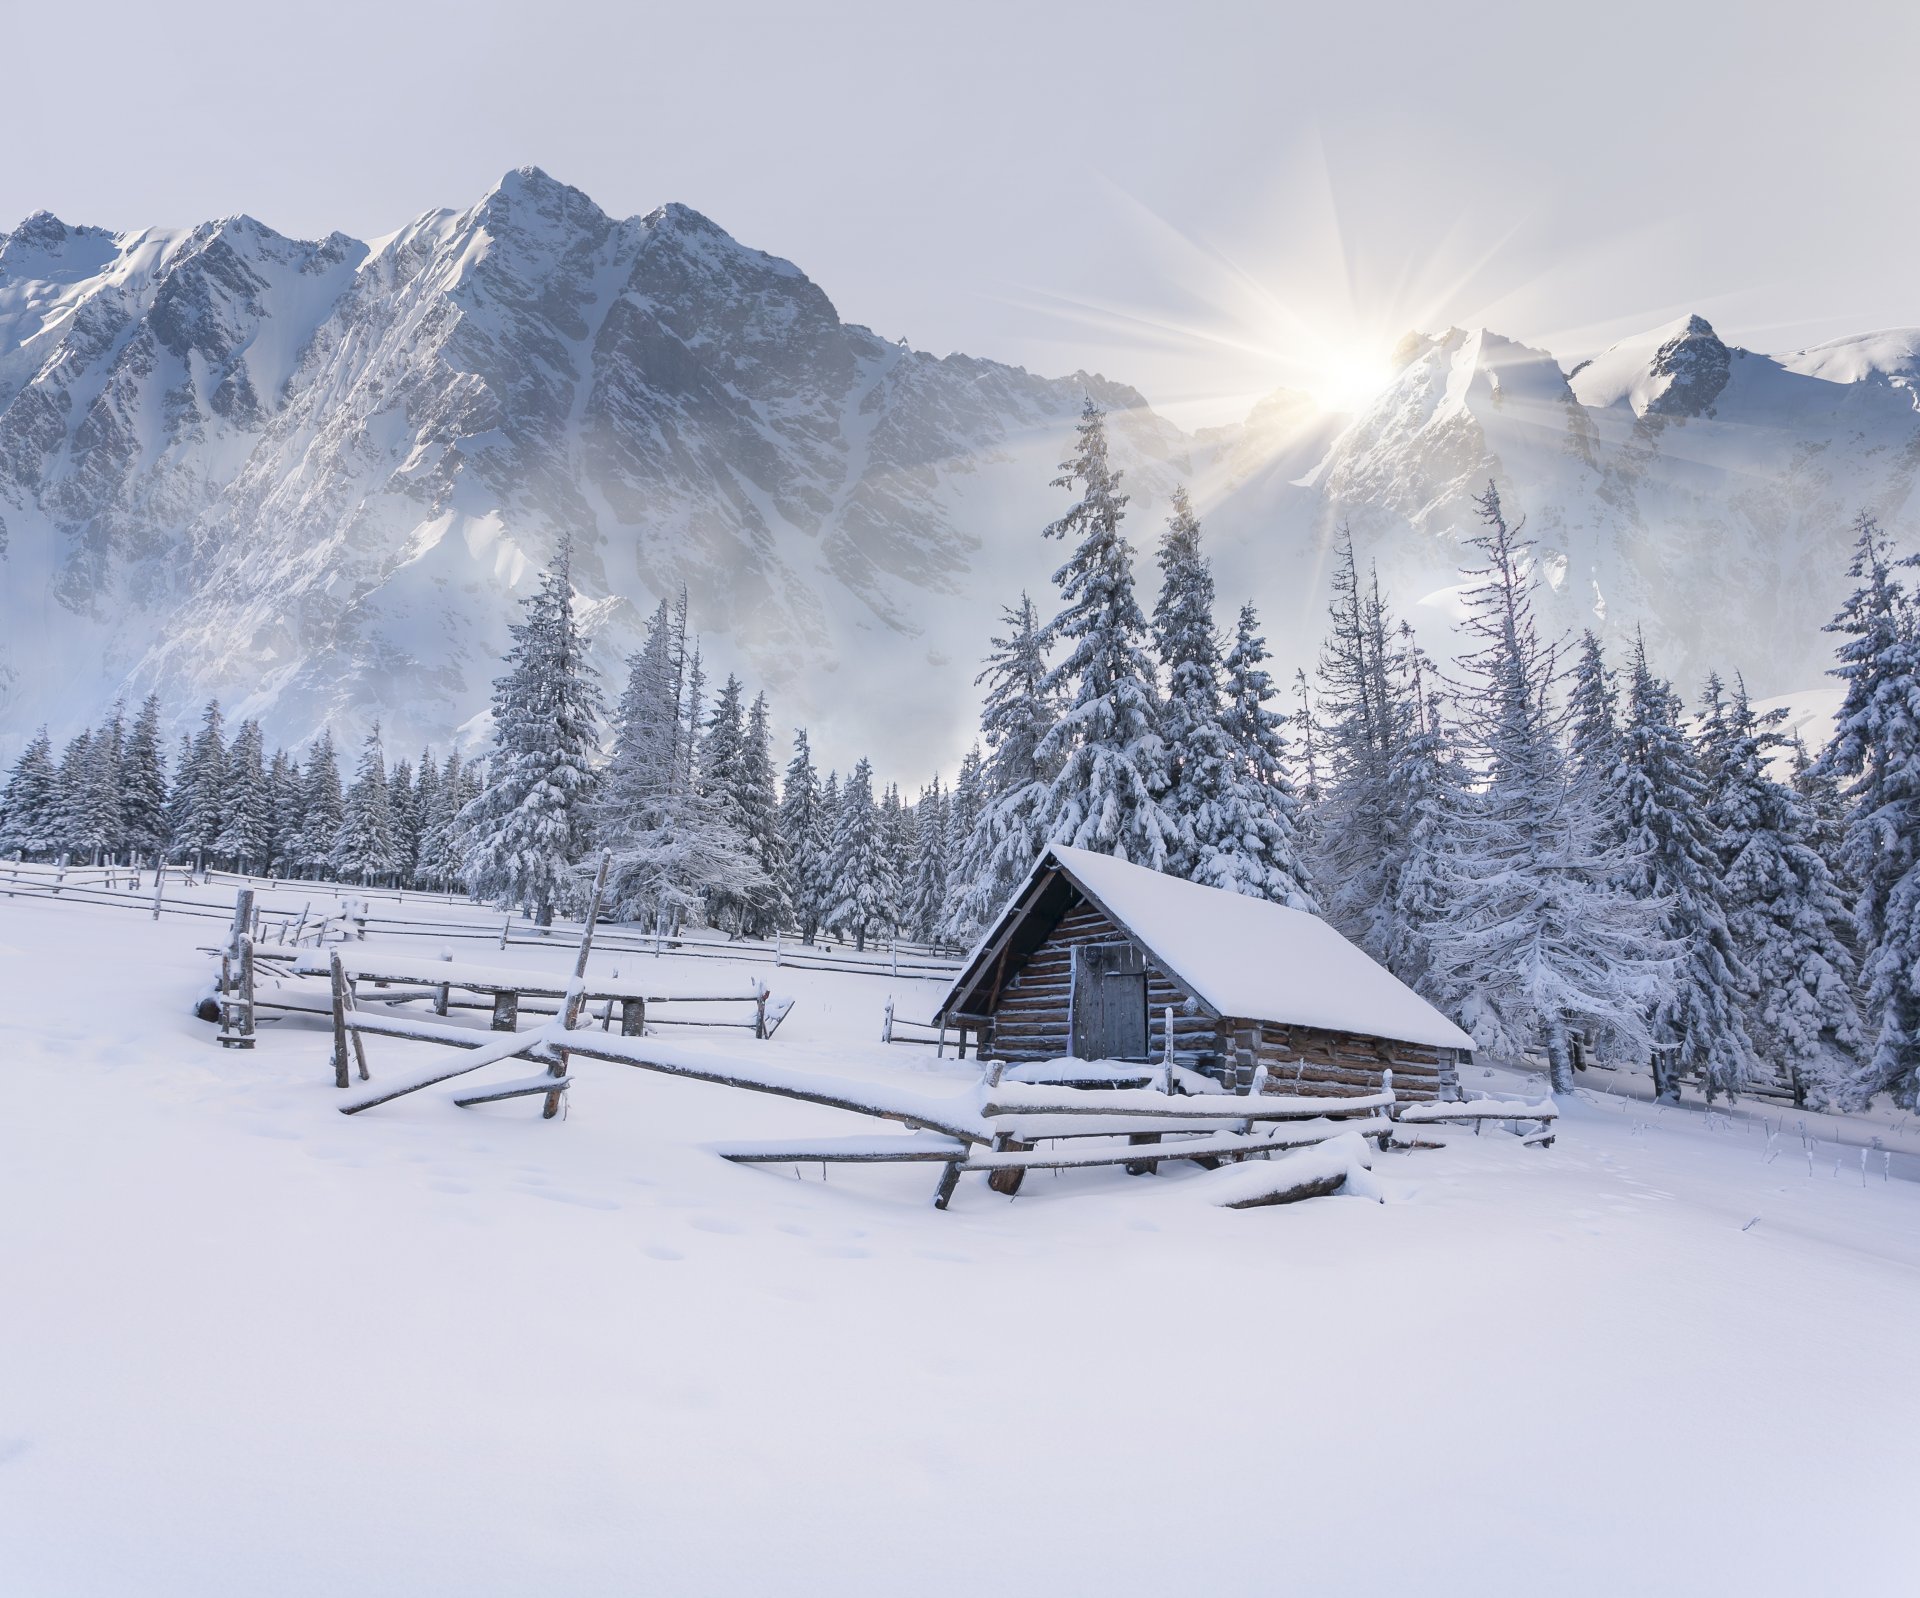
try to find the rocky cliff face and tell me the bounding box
[4,171,1919,773]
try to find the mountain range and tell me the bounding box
[3,166,1916,776]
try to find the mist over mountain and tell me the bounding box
[3,167,1916,775]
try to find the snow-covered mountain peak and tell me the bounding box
[1567,312,1732,417]
[1781,327,1920,396]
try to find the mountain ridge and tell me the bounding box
[3,169,1918,776]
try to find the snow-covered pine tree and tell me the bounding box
[735,692,787,936]
[293,731,344,878]
[0,727,61,859]
[75,704,125,864]
[947,594,1058,943]
[120,694,170,864]
[1035,401,1171,867]
[596,594,763,933]
[1814,513,1920,1106]
[52,729,94,860]
[405,751,439,886]
[1152,485,1232,880]
[1616,638,1759,1100]
[1206,603,1317,909]
[1708,679,1866,1107]
[878,782,910,939]
[778,729,828,944]
[823,757,886,951]
[816,770,841,937]
[945,745,986,914]
[169,701,227,870]
[700,675,748,809]
[904,777,951,944]
[265,748,301,875]
[1313,531,1406,956]
[332,724,400,885]
[1422,483,1669,1093]
[214,720,273,873]
[164,733,194,863]
[460,537,605,924]
[1380,630,1469,1003]
[1566,630,1627,854]
[389,757,419,885]
[416,753,471,892]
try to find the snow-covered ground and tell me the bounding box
[3,889,1917,1596]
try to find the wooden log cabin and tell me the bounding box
[938,844,1473,1103]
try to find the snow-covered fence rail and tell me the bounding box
[289,947,791,1038]
[1391,1088,1559,1147]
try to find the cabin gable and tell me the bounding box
[941,850,1465,1103]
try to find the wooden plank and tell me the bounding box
[982,1089,1393,1122]
[959,1120,1380,1173]
[715,1134,970,1164]
[453,1076,574,1108]
[338,1028,556,1114]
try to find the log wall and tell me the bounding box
[983,895,1462,1102]
[986,900,1218,1065]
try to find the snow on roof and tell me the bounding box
[989,845,1474,1052]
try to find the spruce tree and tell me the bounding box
[735,692,787,935]
[1710,681,1866,1107]
[1206,603,1317,909]
[1423,484,1669,1093]
[1616,639,1758,1100]
[1035,401,1171,867]
[1380,636,1469,1003]
[0,728,61,859]
[417,753,471,891]
[294,731,345,878]
[389,757,419,885]
[949,594,1058,942]
[1152,486,1232,880]
[170,702,227,869]
[596,594,761,932]
[76,705,125,863]
[265,749,301,875]
[779,729,828,943]
[53,730,93,860]
[1815,513,1920,1106]
[906,778,951,944]
[333,724,400,884]
[460,537,605,923]
[1313,531,1406,955]
[824,758,886,951]
[120,694,170,863]
[215,720,273,872]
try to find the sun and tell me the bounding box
[1306,340,1399,415]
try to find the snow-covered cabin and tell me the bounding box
[938,845,1474,1102]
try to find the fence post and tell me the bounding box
[151,861,166,921]
[882,996,894,1044]
[54,853,67,895]
[329,949,352,1089]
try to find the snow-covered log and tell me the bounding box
[1200,1133,1383,1208]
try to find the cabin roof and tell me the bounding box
[940,844,1475,1053]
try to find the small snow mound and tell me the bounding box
[1198,1132,1382,1209]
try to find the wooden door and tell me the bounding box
[1072,943,1149,1060]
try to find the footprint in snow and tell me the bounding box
[644,1244,685,1262]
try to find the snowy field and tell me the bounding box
[3,888,1918,1596]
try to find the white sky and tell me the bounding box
[6,0,1919,426]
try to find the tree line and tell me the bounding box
[5,400,1917,1111]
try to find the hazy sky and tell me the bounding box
[8,0,1918,425]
